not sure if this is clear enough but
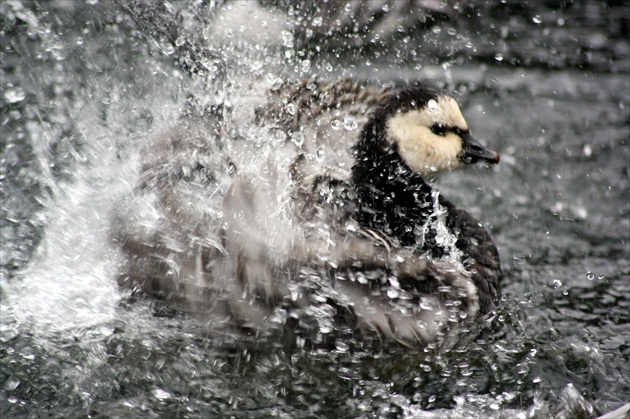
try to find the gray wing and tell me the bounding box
[256,78,392,187]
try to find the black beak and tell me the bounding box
[461,132,500,165]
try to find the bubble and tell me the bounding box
[331,120,341,130]
[586,272,595,281]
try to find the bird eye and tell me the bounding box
[431,123,447,136]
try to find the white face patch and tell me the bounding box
[385,94,469,176]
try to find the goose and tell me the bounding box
[113,78,502,348]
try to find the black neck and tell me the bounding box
[351,119,439,251]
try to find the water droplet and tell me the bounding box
[286,103,296,115]
[5,378,20,390]
[319,323,333,334]
[427,99,438,112]
[586,272,595,281]
[4,87,25,103]
[343,116,358,131]
[331,120,341,130]
[152,388,171,400]
[295,336,305,348]
[573,206,588,220]
[583,144,592,156]
[290,132,304,147]
[8,396,18,404]
[387,289,399,299]
[495,53,504,62]
[552,279,562,289]
[312,16,323,27]
[335,340,349,353]
[155,358,166,370]
[503,392,517,402]
[162,43,175,56]
[281,30,294,48]
[532,15,542,24]
[21,352,35,361]
[420,298,434,311]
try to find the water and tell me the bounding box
[1,1,628,417]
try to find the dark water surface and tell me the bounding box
[1,1,629,417]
